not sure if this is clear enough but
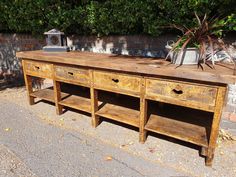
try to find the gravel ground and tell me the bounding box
[0,87,236,177]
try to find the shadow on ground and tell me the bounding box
[0,78,24,91]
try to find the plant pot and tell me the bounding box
[165,44,200,65]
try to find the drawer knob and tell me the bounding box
[34,66,40,70]
[68,72,74,76]
[112,78,119,83]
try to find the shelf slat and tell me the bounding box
[59,95,91,113]
[30,88,68,102]
[96,103,140,127]
[145,114,208,147]
[30,88,69,103]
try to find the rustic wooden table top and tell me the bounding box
[16,50,236,85]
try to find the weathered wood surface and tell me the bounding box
[59,95,91,113]
[96,103,140,127]
[17,50,236,84]
[206,86,227,166]
[139,78,148,143]
[24,60,53,79]
[20,51,229,166]
[54,65,90,86]
[145,114,208,147]
[145,78,217,112]
[90,70,100,128]
[144,103,213,148]
[53,81,63,115]
[93,70,141,97]
[22,60,35,105]
[30,88,69,103]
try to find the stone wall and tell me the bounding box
[0,33,235,122]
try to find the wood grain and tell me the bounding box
[24,60,53,79]
[54,65,90,86]
[93,70,141,97]
[146,78,217,112]
[17,50,236,84]
[90,70,99,127]
[30,89,54,102]
[205,86,227,166]
[139,78,147,143]
[59,95,91,113]
[20,51,229,166]
[30,88,69,103]
[96,103,140,127]
[145,114,208,147]
[22,60,35,105]
[53,81,63,115]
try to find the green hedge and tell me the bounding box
[0,0,235,36]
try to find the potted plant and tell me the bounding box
[166,13,235,68]
[165,40,200,65]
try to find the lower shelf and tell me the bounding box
[30,88,69,102]
[145,114,209,147]
[96,103,140,127]
[30,88,209,147]
[59,95,91,113]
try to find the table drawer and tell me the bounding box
[24,60,53,78]
[146,79,217,111]
[54,65,90,86]
[93,71,141,96]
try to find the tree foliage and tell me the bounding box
[0,0,235,35]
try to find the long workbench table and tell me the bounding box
[16,50,236,166]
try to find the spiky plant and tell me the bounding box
[167,13,235,69]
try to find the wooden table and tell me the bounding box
[17,50,236,166]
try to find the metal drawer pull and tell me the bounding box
[68,72,74,76]
[112,78,119,83]
[34,66,40,70]
[172,88,183,95]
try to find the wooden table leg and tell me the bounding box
[205,86,226,166]
[139,98,147,143]
[22,60,35,105]
[90,70,99,127]
[53,80,63,115]
[25,75,35,105]
[139,78,147,143]
[91,87,99,127]
[205,147,214,166]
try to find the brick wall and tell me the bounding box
[0,33,235,122]
[67,34,176,57]
[0,33,45,81]
[223,84,236,122]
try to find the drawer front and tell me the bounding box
[146,79,217,111]
[24,60,53,78]
[93,71,141,95]
[54,65,90,85]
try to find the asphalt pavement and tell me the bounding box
[0,100,184,177]
[0,88,236,177]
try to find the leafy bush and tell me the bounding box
[0,0,235,36]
